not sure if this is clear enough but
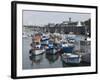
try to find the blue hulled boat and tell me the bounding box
[45,41,58,54]
[61,42,74,53]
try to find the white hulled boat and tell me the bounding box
[61,53,81,64]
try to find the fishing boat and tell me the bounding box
[61,42,74,53]
[29,54,43,65]
[67,37,76,43]
[33,49,45,55]
[32,33,41,43]
[40,33,50,47]
[67,32,76,38]
[61,53,81,64]
[45,41,58,54]
[29,45,45,55]
[41,33,49,41]
[41,39,49,47]
[30,33,46,55]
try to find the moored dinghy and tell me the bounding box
[61,53,81,64]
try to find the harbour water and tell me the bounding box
[22,35,91,70]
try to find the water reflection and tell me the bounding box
[62,60,90,67]
[29,53,43,66]
[45,53,59,64]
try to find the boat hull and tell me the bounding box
[61,53,81,64]
[31,49,45,55]
[62,47,74,53]
[62,57,81,64]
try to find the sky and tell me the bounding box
[23,10,91,26]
